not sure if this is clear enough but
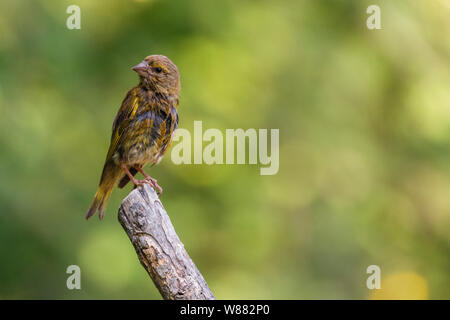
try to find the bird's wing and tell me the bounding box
[105,88,141,162]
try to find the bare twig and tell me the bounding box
[118,184,215,300]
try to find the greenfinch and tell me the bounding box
[86,55,180,220]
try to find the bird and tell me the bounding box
[85,55,180,220]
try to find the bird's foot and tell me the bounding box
[131,178,149,187]
[145,176,163,195]
[130,175,162,195]
[134,166,163,195]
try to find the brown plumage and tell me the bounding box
[86,55,180,220]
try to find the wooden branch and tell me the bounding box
[118,184,215,300]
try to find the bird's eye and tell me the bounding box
[154,67,163,73]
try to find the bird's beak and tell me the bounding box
[132,61,147,75]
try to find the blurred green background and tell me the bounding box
[0,0,449,299]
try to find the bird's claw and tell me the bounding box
[132,179,149,187]
[130,166,163,195]
[133,177,163,195]
[145,177,163,195]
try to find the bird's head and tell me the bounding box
[132,55,180,96]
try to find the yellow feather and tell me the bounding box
[106,92,140,162]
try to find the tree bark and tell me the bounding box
[118,184,215,300]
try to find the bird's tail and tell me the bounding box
[85,160,122,220]
[117,167,137,188]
